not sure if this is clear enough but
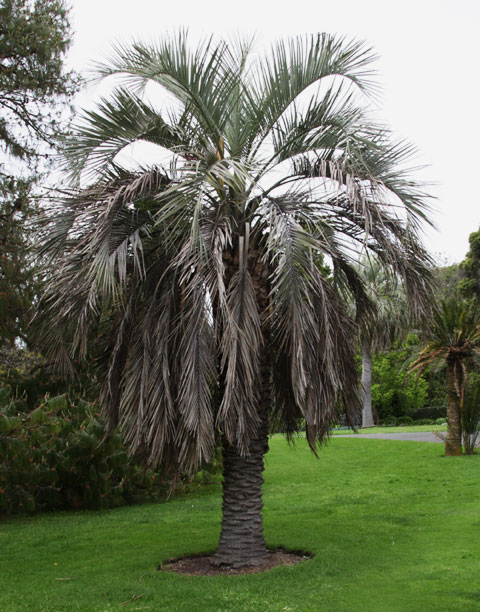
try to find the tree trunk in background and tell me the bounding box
[445,363,463,456]
[361,336,375,428]
[212,413,269,567]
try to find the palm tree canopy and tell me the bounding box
[38,32,434,473]
[409,297,480,397]
[354,255,411,350]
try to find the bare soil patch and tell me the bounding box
[158,548,313,576]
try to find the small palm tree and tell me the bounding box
[355,257,409,427]
[409,297,480,455]
[38,33,433,567]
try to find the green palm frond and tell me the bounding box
[249,34,378,155]
[353,255,410,350]
[94,32,244,149]
[64,88,188,180]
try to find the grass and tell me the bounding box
[2,437,480,612]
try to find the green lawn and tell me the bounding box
[2,437,479,612]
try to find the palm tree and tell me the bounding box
[38,33,433,567]
[355,257,409,428]
[409,297,480,455]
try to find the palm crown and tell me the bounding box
[39,32,434,566]
[409,297,480,455]
[410,298,480,399]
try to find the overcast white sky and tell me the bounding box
[65,0,480,264]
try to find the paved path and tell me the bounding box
[336,432,444,443]
[336,431,480,445]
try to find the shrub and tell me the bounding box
[0,348,98,409]
[0,387,170,514]
[435,418,447,425]
[409,406,446,421]
[397,416,414,425]
[379,416,397,427]
[414,418,435,425]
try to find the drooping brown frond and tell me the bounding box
[265,201,360,448]
[174,277,217,473]
[217,232,263,452]
[114,286,178,467]
[100,292,136,435]
[315,192,434,323]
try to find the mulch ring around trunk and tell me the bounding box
[158,548,313,576]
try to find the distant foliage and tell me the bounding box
[396,415,414,425]
[459,227,480,298]
[371,340,428,420]
[0,348,70,407]
[433,264,462,301]
[461,379,480,455]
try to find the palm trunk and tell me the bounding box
[213,414,269,567]
[361,336,375,428]
[445,362,463,456]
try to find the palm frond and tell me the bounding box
[271,86,365,165]
[409,297,480,391]
[117,287,178,467]
[249,33,378,155]
[265,200,360,447]
[94,32,244,153]
[64,89,187,180]
[175,278,216,472]
[217,230,263,452]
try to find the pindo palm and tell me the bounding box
[38,32,433,567]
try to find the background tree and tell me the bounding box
[0,0,78,163]
[0,175,32,345]
[434,261,462,301]
[371,337,428,422]
[355,257,410,427]
[409,297,480,455]
[0,0,79,346]
[38,33,433,568]
[459,226,480,298]
[460,377,480,455]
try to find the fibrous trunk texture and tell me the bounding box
[212,415,269,568]
[361,336,375,428]
[445,363,463,456]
